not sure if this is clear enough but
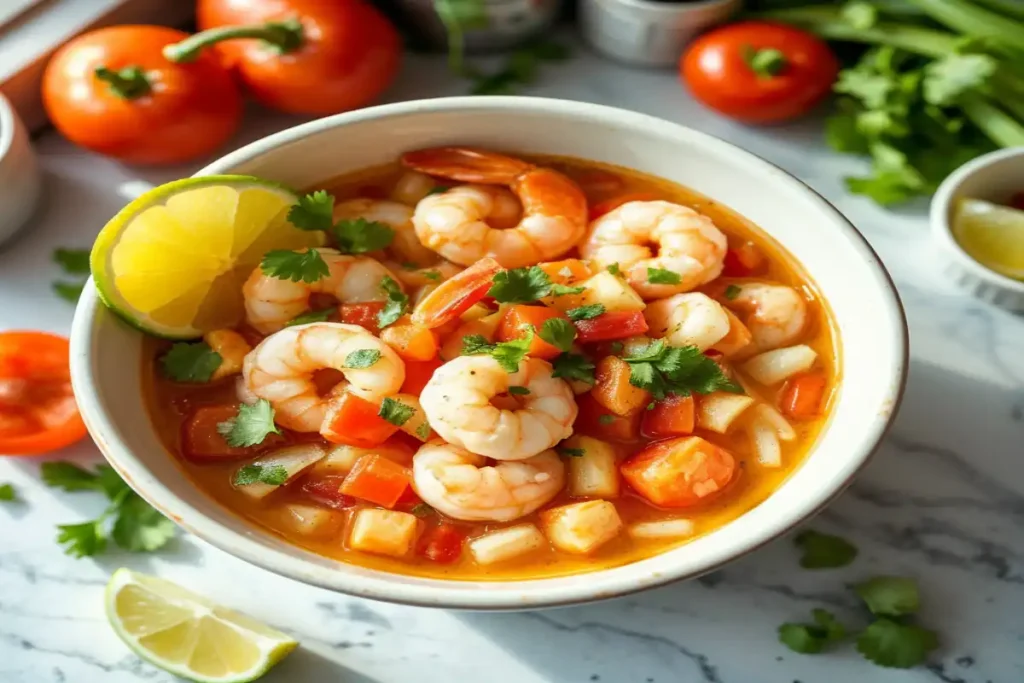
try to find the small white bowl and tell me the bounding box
[931,147,1024,311]
[0,92,42,247]
[69,97,907,610]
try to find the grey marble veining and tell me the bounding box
[2,37,1023,683]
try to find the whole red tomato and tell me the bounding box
[681,22,839,124]
[164,0,401,116]
[43,25,242,165]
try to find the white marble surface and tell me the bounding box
[2,38,1024,683]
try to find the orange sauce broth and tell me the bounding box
[142,154,840,581]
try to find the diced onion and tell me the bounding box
[697,392,755,434]
[468,524,546,565]
[234,443,327,499]
[279,504,344,538]
[749,416,782,468]
[627,519,695,540]
[742,345,817,386]
[753,403,796,442]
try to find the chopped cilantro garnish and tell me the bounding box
[234,464,290,487]
[342,349,381,369]
[160,343,222,383]
[606,263,621,276]
[334,218,395,254]
[647,267,681,285]
[855,576,920,617]
[376,276,408,328]
[551,352,595,384]
[779,609,846,655]
[538,318,575,352]
[856,618,938,669]
[286,307,334,326]
[508,385,530,395]
[551,283,585,296]
[0,483,16,502]
[217,400,281,448]
[53,248,91,274]
[557,447,585,457]
[566,304,605,321]
[486,266,553,304]
[287,190,335,231]
[724,284,741,300]
[597,414,615,425]
[461,329,533,372]
[423,270,442,282]
[261,249,329,283]
[622,340,741,399]
[378,397,416,426]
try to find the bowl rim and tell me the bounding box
[71,96,909,610]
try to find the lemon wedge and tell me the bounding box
[106,568,298,683]
[91,176,324,338]
[952,198,1024,280]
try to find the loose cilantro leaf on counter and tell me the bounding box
[217,399,281,448]
[468,40,571,95]
[0,483,16,502]
[779,609,847,654]
[623,340,741,399]
[487,266,552,304]
[855,576,920,617]
[53,248,91,274]
[551,352,595,384]
[160,342,222,383]
[566,304,604,321]
[795,529,859,569]
[111,495,176,552]
[647,267,681,285]
[286,307,335,327]
[334,218,394,254]
[234,464,289,487]
[538,318,575,352]
[57,521,107,558]
[856,618,938,669]
[261,249,329,283]
[53,282,85,303]
[343,349,381,369]
[376,276,408,329]
[378,397,416,427]
[287,190,335,232]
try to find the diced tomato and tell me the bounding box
[641,394,695,438]
[537,259,592,285]
[592,356,650,416]
[300,475,356,509]
[321,392,398,447]
[412,257,502,329]
[380,317,438,361]
[589,192,661,221]
[722,241,767,277]
[181,404,276,462]
[401,357,444,396]
[340,453,411,508]
[574,311,648,343]
[779,371,827,419]
[574,392,642,442]
[416,522,466,564]
[497,305,568,360]
[1010,192,1024,211]
[339,302,386,335]
[621,436,736,508]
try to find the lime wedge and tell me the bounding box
[105,568,298,683]
[952,198,1024,280]
[91,176,324,339]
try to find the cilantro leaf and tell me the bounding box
[551,353,595,384]
[286,307,334,326]
[234,464,290,487]
[795,530,859,569]
[160,342,222,383]
[598,414,615,425]
[557,447,585,457]
[854,576,920,617]
[490,329,534,372]
[647,267,681,285]
[343,349,381,369]
[840,0,877,30]
[0,483,16,502]
[550,283,585,296]
[53,281,85,303]
[41,462,101,492]
[623,341,740,399]
[566,304,604,321]
[57,520,106,558]
[95,465,131,500]
[606,263,621,276]
[724,284,741,300]
[487,266,552,304]
[53,248,91,275]
[778,609,846,655]
[261,249,330,283]
[217,400,281,448]
[423,270,442,282]
[410,502,435,517]
[427,186,449,196]
[538,318,575,352]
[287,190,335,231]
[415,422,430,440]
[111,495,176,552]
[856,618,938,668]
[334,218,395,254]
[508,385,530,396]
[461,335,495,356]
[379,397,416,426]
[923,54,997,107]
[376,276,408,328]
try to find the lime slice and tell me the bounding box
[952,198,1024,280]
[91,176,324,338]
[106,568,298,683]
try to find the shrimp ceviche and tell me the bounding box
[130,148,837,580]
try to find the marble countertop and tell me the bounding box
[2,38,1023,683]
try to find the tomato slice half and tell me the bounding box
[0,331,88,455]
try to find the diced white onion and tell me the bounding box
[697,392,755,434]
[627,519,695,540]
[753,403,796,442]
[468,524,546,565]
[749,416,782,468]
[742,345,817,386]
[234,443,326,499]
[279,504,344,538]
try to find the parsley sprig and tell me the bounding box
[622,340,741,399]
[42,462,175,557]
[286,191,394,252]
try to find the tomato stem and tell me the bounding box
[93,66,152,99]
[742,45,788,78]
[163,19,304,63]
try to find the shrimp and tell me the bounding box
[420,355,577,460]
[581,200,727,300]
[241,322,404,433]
[390,171,437,206]
[401,147,588,268]
[333,197,436,266]
[714,281,807,352]
[383,260,464,289]
[243,248,401,334]
[412,441,564,522]
[643,293,730,351]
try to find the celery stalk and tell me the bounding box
[961,96,1024,148]
[903,0,1024,54]
[973,0,1024,20]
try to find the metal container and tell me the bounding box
[395,0,564,53]
[579,0,741,67]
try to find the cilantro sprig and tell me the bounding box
[795,529,859,569]
[42,462,175,557]
[343,349,381,369]
[647,267,681,285]
[622,340,741,399]
[52,247,91,303]
[261,249,330,283]
[461,328,534,372]
[378,397,416,426]
[487,266,585,304]
[779,609,846,654]
[160,342,222,383]
[551,352,595,384]
[217,399,281,448]
[286,191,394,252]
[376,276,408,329]
[537,318,575,352]
[234,464,289,487]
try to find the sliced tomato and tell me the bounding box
[497,305,568,360]
[339,302,386,335]
[641,394,695,439]
[401,356,444,396]
[621,436,736,508]
[574,311,648,344]
[574,392,642,442]
[340,453,411,508]
[589,192,661,221]
[321,392,398,447]
[0,331,87,456]
[181,404,278,462]
[411,257,503,329]
[416,522,466,564]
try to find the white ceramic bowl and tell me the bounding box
[931,147,1024,311]
[0,91,42,247]
[70,97,907,610]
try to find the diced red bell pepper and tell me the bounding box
[497,305,568,360]
[416,522,466,564]
[779,371,828,419]
[641,394,695,438]
[591,356,650,416]
[340,453,412,508]
[339,302,386,335]
[574,311,648,343]
[300,475,356,509]
[401,356,444,396]
[411,257,503,329]
[321,392,398,447]
[573,392,642,442]
[181,404,278,462]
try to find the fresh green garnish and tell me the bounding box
[647,267,681,285]
[508,385,530,396]
[217,399,281,448]
[427,186,449,196]
[342,349,381,369]
[724,284,741,300]
[415,422,431,440]
[160,342,222,383]
[856,618,938,669]
[53,282,86,303]
[378,397,416,427]
[487,266,553,304]
[609,341,624,354]
[468,40,571,95]
[557,447,585,457]
[538,318,575,352]
[778,609,846,654]
[598,414,615,425]
[287,190,334,231]
[334,218,395,254]
[566,304,605,321]
[623,339,741,399]
[234,464,289,487]
[855,576,920,617]
[460,329,534,372]
[742,45,788,78]
[376,276,408,329]
[795,529,859,569]
[260,249,329,283]
[286,307,334,326]
[551,352,595,384]
[606,263,621,276]
[840,0,877,30]
[0,483,16,502]
[551,283,585,296]
[423,270,442,282]
[410,502,435,517]
[42,462,174,557]
[461,335,494,356]
[53,247,92,303]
